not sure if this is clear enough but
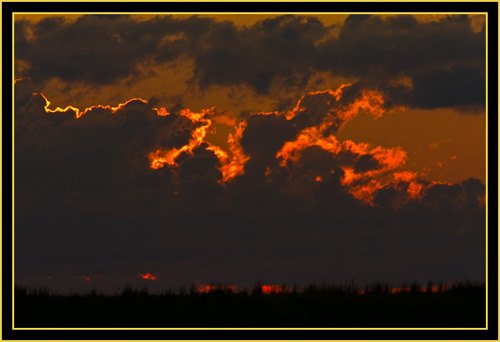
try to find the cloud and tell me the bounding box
[322,14,484,76]
[14,89,197,219]
[192,15,330,94]
[354,154,380,173]
[15,14,485,113]
[316,14,485,110]
[410,66,485,109]
[15,15,196,85]
[15,82,485,218]
[14,78,485,288]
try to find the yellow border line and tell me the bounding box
[4,0,497,2]
[12,327,490,330]
[4,0,499,1]
[0,0,3,333]
[484,11,489,330]
[10,12,490,332]
[12,12,490,14]
[11,10,15,334]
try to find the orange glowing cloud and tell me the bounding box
[14,77,28,84]
[36,92,148,118]
[340,89,386,121]
[277,127,341,168]
[394,171,424,199]
[218,121,250,183]
[370,146,407,171]
[32,86,428,207]
[272,85,430,206]
[285,85,352,121]
[147,106,250,184]
[147,107,216,169]
[347,180,383,204]
[34,91,251,186]
[340,145,410,205]
[211,113,237,126]
[278,138,410,205]
[276,85,388,169]
[152,107,170,116]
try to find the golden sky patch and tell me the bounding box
[335,107,486,184]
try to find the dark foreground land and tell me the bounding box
[14,282,486,328]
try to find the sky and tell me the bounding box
[14,13,487,294]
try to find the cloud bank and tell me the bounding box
[14,78,486,288]
[15,14,486,112]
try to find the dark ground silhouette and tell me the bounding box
[14,281,486,328]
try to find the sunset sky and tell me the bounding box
[14,13,487,293]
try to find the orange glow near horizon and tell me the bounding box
[358,285,442,295]
[195,284,292,294]
[193,284,446,295]
[139,273,157,280]
[197,285,238,293]
[262,285,290,294]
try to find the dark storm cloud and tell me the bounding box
[292,90,346,132]
[14,78,36,109]
[321,14,484,77]
[354,154,380,173]
[14,85,197,220]
[239,89,345,165]
[420,178,486,222]
[15,15,202,84]
[317,14,485,110]
[191,15,329,94]
[240,113,297,160]
[193,13,485,109]
[410,66,486,109]
[370,177,486,234]
[176,143,229,205]
[15,14,485,110]
[14,81,486,287]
